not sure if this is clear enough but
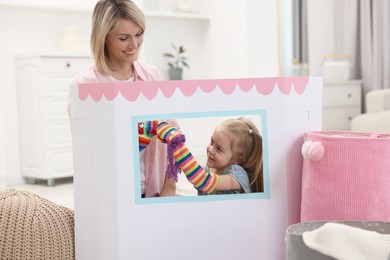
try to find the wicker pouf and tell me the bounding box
[0,189,74,260]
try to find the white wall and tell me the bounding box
[211,0,248,78]
[209,0,279,78]
[139,0,213,80]
[246,0,279,77]
[0,0,95,11]
[307,0,336,76]
[0,72,6,187]
[142,15,212,80]
[0,0,334,186]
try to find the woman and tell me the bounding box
[70,0,175,197]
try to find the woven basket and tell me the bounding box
[286,221,390,260]
[301,131,390,222]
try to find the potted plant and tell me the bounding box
[163,43,189,80]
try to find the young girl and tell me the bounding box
[139,117,263,194]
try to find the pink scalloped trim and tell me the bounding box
[78,77,310,102]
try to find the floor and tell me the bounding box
[1,174,197,210]
[2,177,75,209]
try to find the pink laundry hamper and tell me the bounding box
[300,131,390,222]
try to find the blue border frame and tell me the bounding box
[132,110,270,204]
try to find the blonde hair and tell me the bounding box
[91,0,145,75]
[221,117,263,192]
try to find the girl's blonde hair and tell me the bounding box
[91,0,145,75]
[221,117,263,192]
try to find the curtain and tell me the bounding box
[335,0,390,108]
[292,0,308,64]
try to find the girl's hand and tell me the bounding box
[156,121,183,143]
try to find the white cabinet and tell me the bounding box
[16,53,92,185]
[322,80,362,130]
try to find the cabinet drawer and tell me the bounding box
[42,120,72,149]
[39,57,92,73]
[46,75,75,95]
[42,96,68,120]
[323,107,360,130]
[323,86,361,107]
[21,148,73,179]
[45,148,73,178]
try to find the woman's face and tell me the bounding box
[206,126,237,173]
[105,18,144,68]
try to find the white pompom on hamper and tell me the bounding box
[301,131,390,222]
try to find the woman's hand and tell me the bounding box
[159,174,176,197]
[138,120,159,151]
